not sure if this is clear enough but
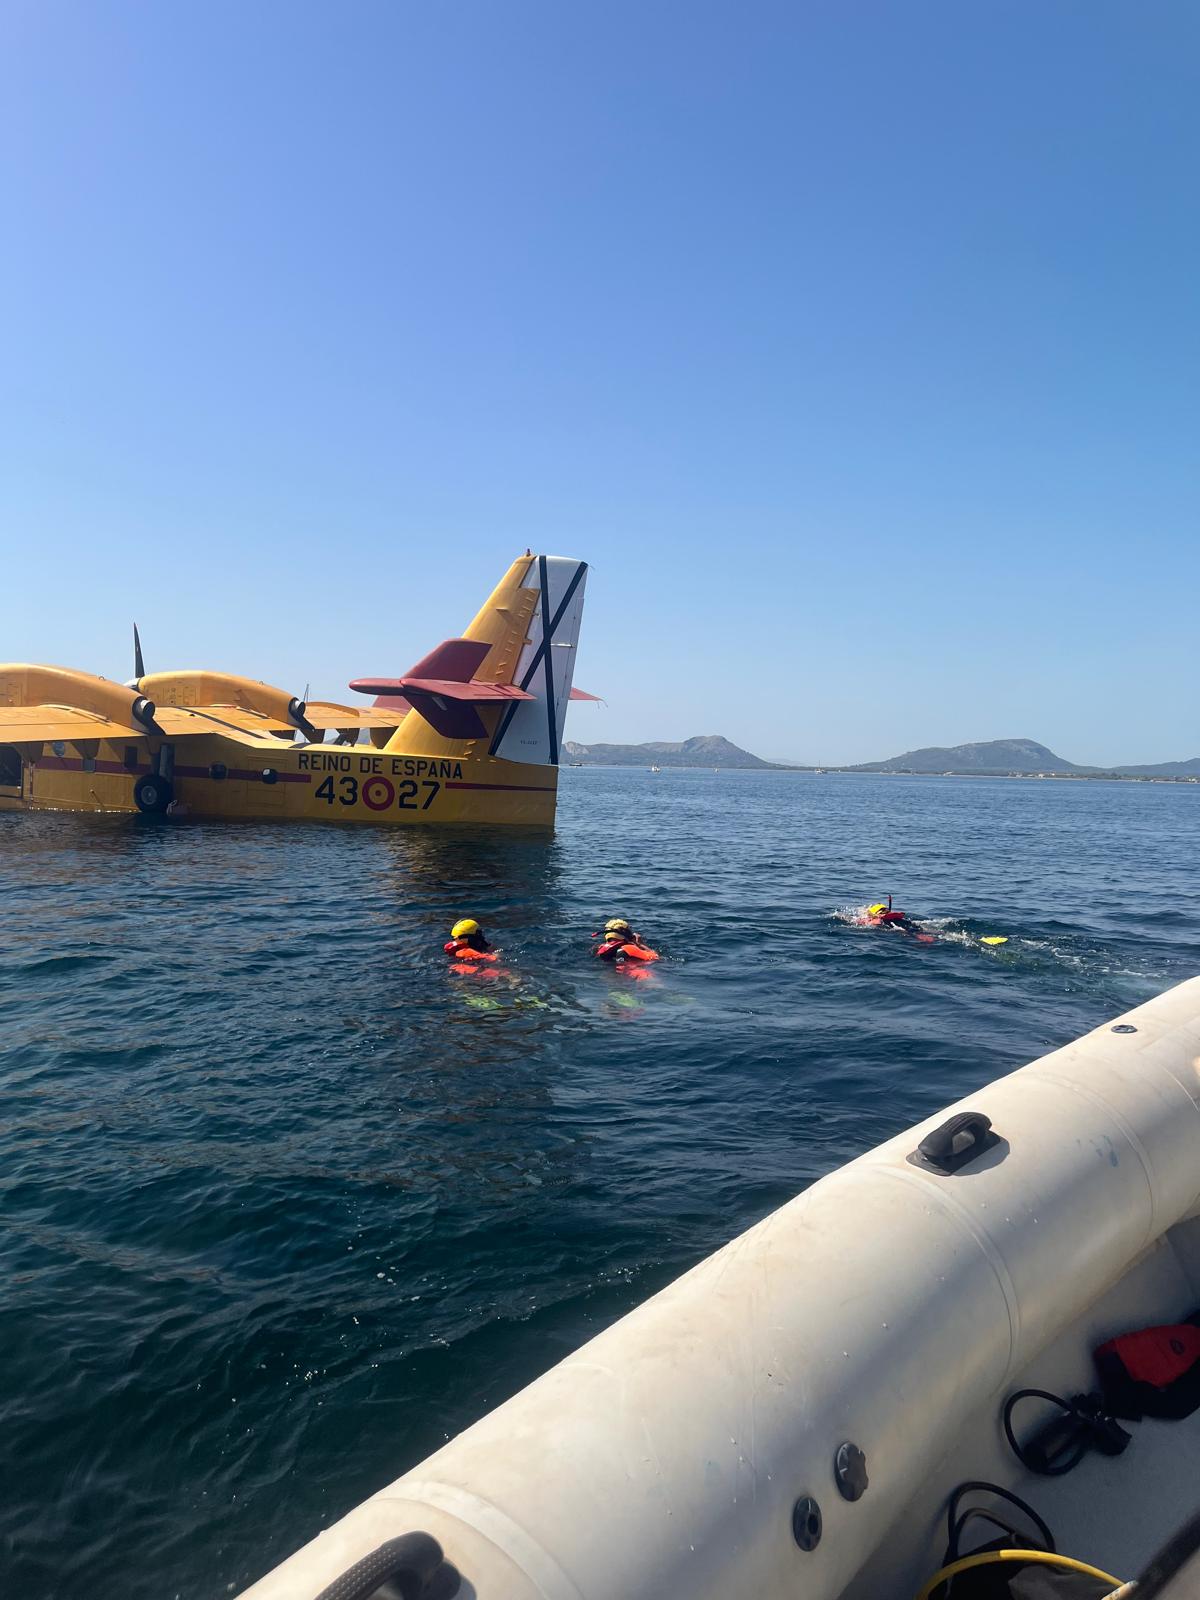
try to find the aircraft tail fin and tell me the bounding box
[370,554,587,763]
[486,555,588,765]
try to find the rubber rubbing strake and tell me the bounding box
[876,1162,1022,1380]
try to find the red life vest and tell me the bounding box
[444,940,499,964]
[1096,1321,1200,1419]
[595,940,660,962]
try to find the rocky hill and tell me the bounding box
[850,738,1200,777]
[1112,757,1200,777]
[852,738,1079,774]
[563,735,778,769]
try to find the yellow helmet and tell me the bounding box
[867,903,887,917]
[605,918,631,932]
[451,918,480,939]
[604,928,624,941]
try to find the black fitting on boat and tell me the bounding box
[1003,1388,1132,1476]
[312,1531,460,1600]
[834,1441,868,1501]
[907,1111,1000,1175]
[792,1495,822,1550]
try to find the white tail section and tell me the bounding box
[488,556,588,766]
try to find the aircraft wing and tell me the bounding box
[153,705,295,738]
[0,704,148,745]
[140,699,405,737]
[303,702,407,731]
[0,700,399,748]
[160,720,299,752]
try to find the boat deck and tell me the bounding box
[849,1213,1200,1598]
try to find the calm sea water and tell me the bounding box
[2,770,1198,1598]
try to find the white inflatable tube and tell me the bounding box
[242,976,1200,1600]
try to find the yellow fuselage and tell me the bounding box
[0,553,580,828]
[15,736,556,825]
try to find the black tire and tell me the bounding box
[133,773,174,814]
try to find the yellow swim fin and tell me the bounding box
[980,936,1008,946]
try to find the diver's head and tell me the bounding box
[605,918,632,935]
[451,917,488,951]
[603,928,625,943]
[867,903,887,917]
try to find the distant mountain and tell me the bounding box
[563,734,779,769]
[1112,757,1200,777]
[852,738,1080,774]
[850,738,1200,777]
[562,733,1200,777]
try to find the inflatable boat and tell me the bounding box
[241,976,1200,1599]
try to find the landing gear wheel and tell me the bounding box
[133,773,174,814]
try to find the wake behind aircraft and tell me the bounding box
[0,553,590,827]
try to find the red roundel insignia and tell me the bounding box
[362,776,395,810]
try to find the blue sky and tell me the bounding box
[2,1,1197,764]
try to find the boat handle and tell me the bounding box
[313,1531,459,1600]
[908,1111,999,1175]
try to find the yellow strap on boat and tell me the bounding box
[913,1548,1122,1600]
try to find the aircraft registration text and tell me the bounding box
[297,753,464,813]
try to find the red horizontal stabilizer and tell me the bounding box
[350,640,536,740]
[404,639,491,683]
[570,686,603,702]
[403,678,534,703]
[349,677,533,702]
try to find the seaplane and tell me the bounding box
[0,553,592,828]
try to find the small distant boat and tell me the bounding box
[650,765,660,772]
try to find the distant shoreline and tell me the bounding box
[798,769,1199,784]
[564,765,1199,784]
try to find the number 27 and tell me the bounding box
[397,780,439,810]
